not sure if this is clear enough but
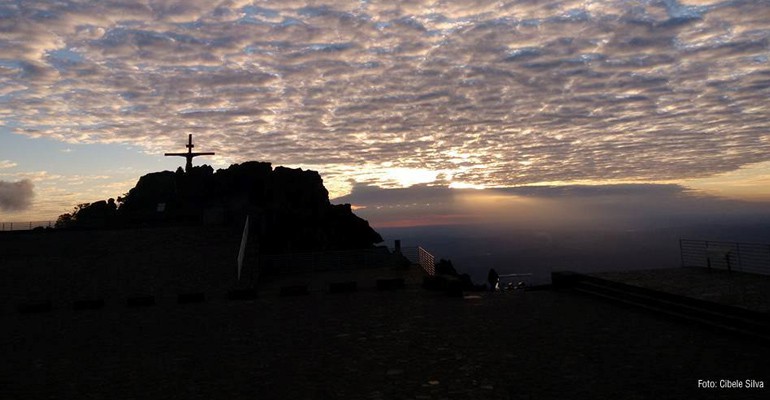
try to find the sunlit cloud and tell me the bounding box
[685,161,770,201]
[2,0,770,208]
[339,182,770,229]
[0,160,17,169]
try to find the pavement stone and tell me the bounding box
[2,279,769,399]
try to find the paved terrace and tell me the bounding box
[2,265,769,400]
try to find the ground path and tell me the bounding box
[2,278,768,399]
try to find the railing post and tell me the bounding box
[736,242,742,272]
[679,239,684,267]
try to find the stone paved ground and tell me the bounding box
[2,283,769,400]
[591,267,770,313]
[256,265,426,295]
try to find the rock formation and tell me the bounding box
[57,162,383,253]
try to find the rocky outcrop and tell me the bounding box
[58,162,383,253]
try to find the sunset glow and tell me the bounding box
[1,0,770,225]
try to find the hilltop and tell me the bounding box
[56,162,382,254]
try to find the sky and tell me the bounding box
[2,0,770,231]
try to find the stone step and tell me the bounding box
[555,272,770,341]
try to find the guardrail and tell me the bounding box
[0,221,53,231]
[416,246,436,276]
[394,246,436,276]
[680,239,770,275]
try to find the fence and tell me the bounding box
[680,239,770,275]
[416,246,436,276]
[393,246,436,276]
[0,221,53,231]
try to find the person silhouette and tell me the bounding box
[487,268,499,292]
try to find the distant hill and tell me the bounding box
[56,162,383,253]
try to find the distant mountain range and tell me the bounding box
[378,223,770,284]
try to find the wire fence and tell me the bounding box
[680,239,770,276]
[0,221,54,231]
[415,246,436,276]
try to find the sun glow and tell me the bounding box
[685,161,770,201]
[382,167,440,187]
[449,181,486,190]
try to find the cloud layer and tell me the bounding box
[338,182,770,229]
[2,1,770,195]
[0,179,34,212]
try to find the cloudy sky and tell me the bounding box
[2,0,770,227]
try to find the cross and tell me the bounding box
[164,134,215,173]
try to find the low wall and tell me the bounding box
[0,226,247,314]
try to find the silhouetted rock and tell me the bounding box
[425,259,483,293]
[422,275,448,291]
[56,199,117,229]
[435,259,458,276]
[57,162,383,253]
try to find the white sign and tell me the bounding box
[237,215,249,280]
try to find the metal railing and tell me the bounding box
[417,246,436,276]
[396,246,436,276]
[0,221,53,231]
[680,239,770,275]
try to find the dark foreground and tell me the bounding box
[2,286,768,400]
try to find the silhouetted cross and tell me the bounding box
[164,134,215,173]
